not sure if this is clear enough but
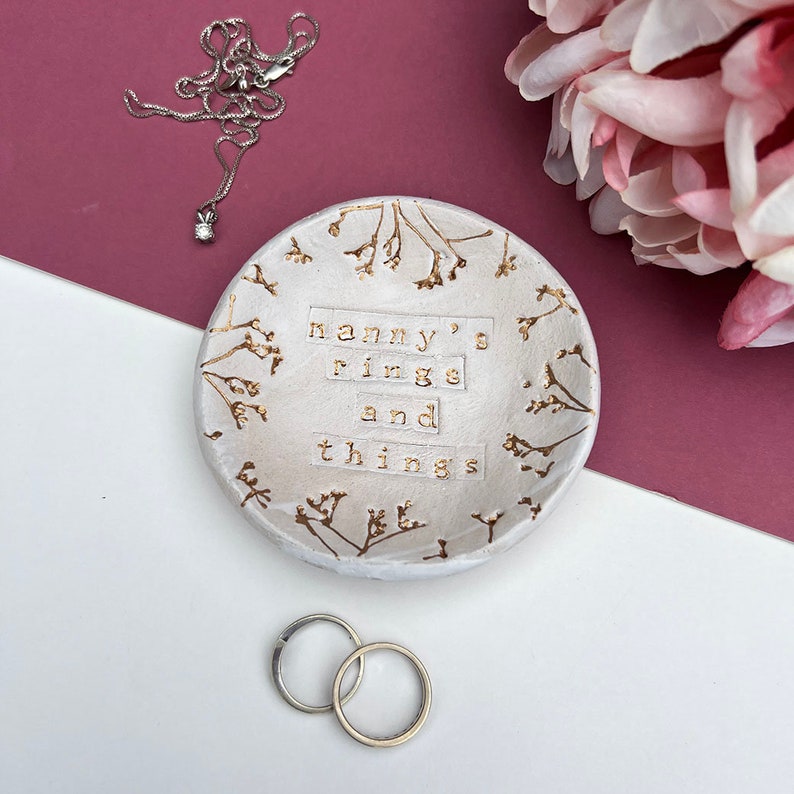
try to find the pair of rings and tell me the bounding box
[270,614,432,747]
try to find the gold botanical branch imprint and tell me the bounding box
[556,343,596,371]
[237,461,272,509]
[294,493,428,558]
[414,202,493,282]
[201,294,283,428]
[503,426,589,468]
[202,295,283,375]
[204,430,223,441]
[527,461,555,478]
[471,511,505,544]
[285,236,313,264]
[202,371,268,429]
[422,539,448,560]
[518,496,542,520]
[327,199,494,289]
[242,263,279,296]
[495,232,517,278]
[295,491,350,557]
[383,201,402,269]
[526,363,595,416]
[517,285,579,340]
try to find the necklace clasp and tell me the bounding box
[257,56,296,89]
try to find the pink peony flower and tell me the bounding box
[506,0,794,348]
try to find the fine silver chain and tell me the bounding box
[123,13,319,243]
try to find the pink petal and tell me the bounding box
[725,25,794,210]
[592,113,618,147]
[602,124,643,191]
[754,244,794,286]
[720,20,782,100]
[746,311,794,347]
[580,70,731,146]
[672,150,708,194]
[589,185,629,233]
[718,269,794,349]
[673,188,735,230]
[518,28,619,100]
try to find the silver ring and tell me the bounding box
[271,614,365,714]
[332,642,432,747]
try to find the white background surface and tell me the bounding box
[1,256,793,793]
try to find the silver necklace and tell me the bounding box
[123,13,319,243]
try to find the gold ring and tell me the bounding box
[271,614,365,714]
[331,641,432,747]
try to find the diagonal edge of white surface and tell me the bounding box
[0,256,792,794]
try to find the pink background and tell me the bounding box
[1,0,791,539]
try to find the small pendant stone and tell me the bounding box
[195,222,214,243]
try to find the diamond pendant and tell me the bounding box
[195,209,217,243]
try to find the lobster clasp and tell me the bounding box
[257,57,296,89]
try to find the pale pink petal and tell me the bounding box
[733,0,794,8]
[754,244,794,286]
[538,0,621,34]
[506,26,567,85]
[518,28,619,100]
[600,0,650,53]
[724,101,758,213]
[621,161,680,217]
[580,71,731,146]
[543,143,579,185]
[628,0,757,75]
[673,188,734,230]
[632,235,700,268]
[548,89,571,157]
[637,252,685,268]
[589,185,629,233]
[558,83,578,131]
[570,91,599,177]
[718,269,794,349]
[747,174,794,237]
[529,0,548,15]
[699,224,747,267]
[733,211,793,260]
[576,145,607,199]
[620,212,700,246]
[666,248,726,275]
